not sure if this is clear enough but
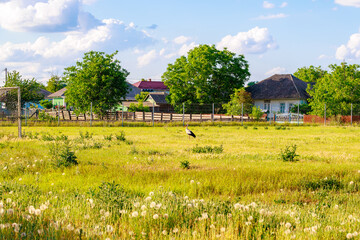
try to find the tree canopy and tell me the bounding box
[293,65,326,83]
[162,44,250,112]
[46,75,66,93]
[64,51,129,117]
[222,88,253,115]
[4,70,44,107]
[308,62,360,116]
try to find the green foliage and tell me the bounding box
[293,65,326,83]
[223,88,253,115]
[104,134,113,141]
[280,144,299,162]
[180,160,191,169]
[4,70,44,109]
[191,144,223,154]
[79,131,93,139]
[128,102,150,112]
[249,106,263,120]
[49,143,78,168]
[290,103,312,115]
[39,99,53,109]
[38,111,56,122]
[308,62,360,116]
[135,92,149,102]
[115,131,126,141]
[162,44,250,113]
[46,75,66,93]
[303,177,343,191]
[64,51,129,117]
[41,132,55,141]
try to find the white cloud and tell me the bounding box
[335,0,360,7]
[265,67,287,76]
[178,42,198,56]
[0,19,154,61]
[336,32,360,60]
[137,50,158,67]
[280,2,288,7]
[255,13,289,20]
[0,0,94,32]
[173,36,191,45]
[263,1,275,8]
[216,27,277,54]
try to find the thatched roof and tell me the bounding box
[246,74,311,100]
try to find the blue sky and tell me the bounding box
[1,0,360,86]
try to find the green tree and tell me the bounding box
[249,106,263,120]
[290,103,311,115]
[46,75,66,93]
[293,65,326,83]
[40,99,53,109]
[63,51,129,117]
[4,71,44,108]
[135,92,149,102]
[223,88,253,115]
[308,62,360,116]
[162,44,250,113]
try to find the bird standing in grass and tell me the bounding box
[185,124,196,139]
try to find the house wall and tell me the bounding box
[254,99,306,113]
[52,98,65,107]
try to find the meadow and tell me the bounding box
[0,124,360,239]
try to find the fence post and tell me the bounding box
[212,103,214,122]
[182,103,185,126]
[152,102,154,127]
[351,103,353,126]
[324,103,326,126]
[18,87,22,138]
[121,105,124,127]
[58,104,60,126]
[90,102,93,127]
[297,101,300,126]
[241,103,244,126]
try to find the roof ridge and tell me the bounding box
[289,74,301,98]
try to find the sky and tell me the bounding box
[0,0,360,86]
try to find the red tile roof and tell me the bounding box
[132,81,168,90]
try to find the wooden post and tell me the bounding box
[18,87,21,138]
[200,113,202,122]
[241,103,244,126]
[133,112,135,121]
[212,103,214,122]
[190,113,192,121]
[68,110,71,120]
[161,112,163,122]
[61,110,65,120]
[231,115,234,122]
[182,103,185,126]
[170,113,173,121]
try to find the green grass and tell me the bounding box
[0,125,360,239]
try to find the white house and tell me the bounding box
[247,74,311,113]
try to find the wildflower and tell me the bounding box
[201,213,209,220]
[353,232,359,237]
[7,209,14,215]
[149,192,154,196]
[210,224,215,229]
[141,232,147,236]
[134,202,140,208]
[141,205,147,210]
[197,182,200,185]
[62,172,65,176]
[248,216,253,221]
[150,202,156,208]
[106,225,114,233]
[163,213,169,218]
[192,231,197,236]
[285,222,292,228]
[349,181,354,185]
[346,233,353,239]
[245,221,251,226]
[153,214,159,219]
[284,229,291,235]
[21,233,26,237]
[145,196,151,201]
[162,230,167,235]
[66,224,74,231]
[19,178,22,181]
[250,202,257,208]
[220,227,226,232]
[141,211,147,216]
[173,228,179,233]
[334,204,339,209]
[34,209,41,215]
[84,214,90,219]
[29,206,35,214]
[37,229,43,235]
[131,211,139,218]
[129,231,134,235]
[6,198,11,203]
[234,203,241,210]
[40,204,48,211]
[3,166,7,170]
[190,180,195,184]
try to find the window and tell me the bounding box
[280,103,285,113]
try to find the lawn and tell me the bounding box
[0,125,360,239]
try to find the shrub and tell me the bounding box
[80,131,93,139]
[249,106,263,120]
[280,144,299,162]
[49,143,78,168]
[39,99,53,109]
[38,111,56,122]
[115,131,126,141]
[104,134,113,141]
[41,133,55,141]
[180,160,191,169]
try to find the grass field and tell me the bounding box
[0,124,360,239]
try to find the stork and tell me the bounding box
[185,124,196,139]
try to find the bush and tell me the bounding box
[49,143,78,168]
[115,131,126,141]
[104,134,113,141]
[280,144,299,162]
[80,131,93,139]
[39,99,53,109]
[38,111,56,122]
[180,160,191,169]
[249,106,263,120]
[128,102,150,112]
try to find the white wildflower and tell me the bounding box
[131,211,139,218]
[153,214,159,219]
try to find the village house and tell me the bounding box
[246,74,311,114]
